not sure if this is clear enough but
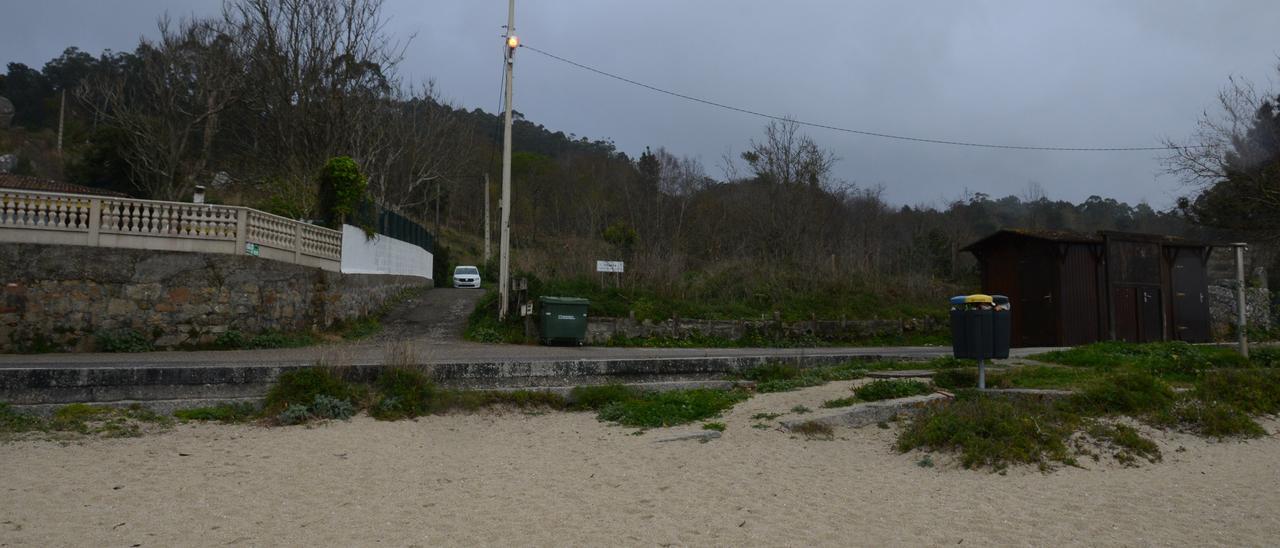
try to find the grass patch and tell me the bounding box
[791,420,834,440]
[933,366,1105,391]
[174,403,258,423]
[1,403,172,439]
[702,422,726,432]
[741,361,867,393]
[790,405,812,414]
[821,396,861,409]
[370,368,438,420]
[1085,423,1162,465]
[853,379,933,401]
[593,389,749,428]
[1034,341,1247,382]
[750,412,783,421]
[897,394,1077,471]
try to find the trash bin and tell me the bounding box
[991,295,1011,359]
[538,296,589,345]
[950,294,994,360]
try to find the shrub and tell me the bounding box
[0,403,43,433]
[317,156,367,227]
[897,396,1075,470]
[174,403,258,423]
[932,368,979,390]
[1251,347,1280,368]
[822,396,860,408]
[311,394,356,420]
[791,420,834,440]
[596,389,748,428]
[277,404,312,425]
[1067,370,1175,415]
[853,379,932,401]
[95,330,154,353]
[569,384,642,410]
[1192,368,1280,415]
[264,368,360,415]
[213,330,248,349]
[1152,399,1266,439]
[370,368,436,420]
[1086,423,1161,465]
[744,362,866,393]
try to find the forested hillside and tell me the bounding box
[2,0,1271,324]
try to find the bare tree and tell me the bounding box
[739,118,839,187]
[79,18,245,200]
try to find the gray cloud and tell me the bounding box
[4,0,1278,207]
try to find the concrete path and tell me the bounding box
[0,287,1060,369]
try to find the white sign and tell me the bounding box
[596,260,624,273]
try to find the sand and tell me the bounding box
[3,380,1279,547]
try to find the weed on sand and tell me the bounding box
[741,362,867,393]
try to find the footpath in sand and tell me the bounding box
[2,380,1278,546]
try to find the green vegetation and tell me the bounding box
[317,156,368,228]
[900,350,1280,470]
[263,368,364,417]
[174,403,258,423]
[94,329,155,353]
[790,405,812,414]
[1,403,171,439]
[568,385,748,428]
[854,379,933,401]
[750,412,783,421]
[702,422,726,432]
[1033,341,1247,382]
[595,389,749,428]
[821,396,860,409]
[740,362,867,393]
[791,420,834,440]
[463,275,950,347]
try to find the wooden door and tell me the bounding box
[1170,252,1210,342]
[1137,286,1163,343]
[1017,255,1057,346]
[1113,287,1138,342]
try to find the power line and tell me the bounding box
[520,43,1195,153]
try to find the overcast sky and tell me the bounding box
[4,1,1279,207]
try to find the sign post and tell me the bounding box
[596,260,624,288]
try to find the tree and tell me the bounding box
[1166,73,1280,240]
[78,18,245,200]
[739,118,838,187]
[318,156,368,227]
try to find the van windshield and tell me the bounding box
[457,267,479,275]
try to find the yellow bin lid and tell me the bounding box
[964,294,994,304]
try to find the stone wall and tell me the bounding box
[1208,285,1273,338]
[0,243,430,352]
[585,316,941,345]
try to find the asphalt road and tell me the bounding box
[0,288,1058,369]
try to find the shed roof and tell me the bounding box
[1098,230,1224,248]
[961,228,1101,252]
[0,174,129,198]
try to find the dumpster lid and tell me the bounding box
[538,296,590,305]
[964,294,993,304]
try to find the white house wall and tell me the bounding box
[340,224,433,280]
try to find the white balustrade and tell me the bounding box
[0,188,342,271]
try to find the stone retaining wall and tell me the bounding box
[1208,285,1273,338]
[585,316,941,345]
[0,243,430,352]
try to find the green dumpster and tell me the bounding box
[538,296,589,345]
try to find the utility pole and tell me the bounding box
[483,173,491,264]
[1234,243,1249,358]
[498,0,517,321]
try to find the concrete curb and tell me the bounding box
[780,393,951,431]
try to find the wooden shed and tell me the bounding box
[962,229,1217,347]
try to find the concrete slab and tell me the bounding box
[780,393,951,431]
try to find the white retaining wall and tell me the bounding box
[340,224,433,280]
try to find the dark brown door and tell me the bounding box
[1170,252,1210,342]
[1138,286,1163,342]
[1017,255,1057,346]
[1113,287,1138,342]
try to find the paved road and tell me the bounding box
[0,288,1059,369]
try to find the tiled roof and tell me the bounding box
[0,174,130,198]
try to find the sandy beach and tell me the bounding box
[3,380,1279,547]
